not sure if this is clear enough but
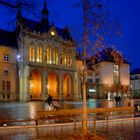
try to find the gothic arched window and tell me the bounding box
[68,50,72,67]
[29,44,35,62]
[52,48,59,64]
[36,47,42,62]
[46,47,52,64]
[62,49,66,66]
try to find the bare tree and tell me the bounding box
[69,0,122,135]
[0,0,42,30]
[69,0,123,60]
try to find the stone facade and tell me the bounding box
[0,45,18,101]
[0,1,81,102]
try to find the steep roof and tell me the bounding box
[0,29,17,48]
[130,68,140,75]
[21,17,73,41]
[93,48,129,64]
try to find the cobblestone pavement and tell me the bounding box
[0,99,138,120]
[0,99,139,139]
[0,118,139,140]
[95,118,140,140]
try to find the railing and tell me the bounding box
[0,106,137,129]
[0,106,138,139]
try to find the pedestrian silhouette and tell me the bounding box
[118,96,121,106]
[115,96,118,107]
[46,94,52,106]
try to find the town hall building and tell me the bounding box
[0,0,80,101]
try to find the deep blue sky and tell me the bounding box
[0,0,140,70]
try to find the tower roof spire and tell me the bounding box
[43,0,47,11]
[42,0,49,24]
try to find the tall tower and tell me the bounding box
[42,0,49,25]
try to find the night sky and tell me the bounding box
[0,0,140,70]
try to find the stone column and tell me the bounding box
[25,65,30,101]
[73,72,79,100]
[59,71,63,101]
[19,62,24,101]
[19,64,29,102]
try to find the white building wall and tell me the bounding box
[99,62,114,85]
[120,64,130,85]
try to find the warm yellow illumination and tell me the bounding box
[113,64,120,84]
[29,46,35,62]
[68,51,72,67]
[51,31,55,36]
[46,47,52,64]
[62,50,66,66]
[30,84,34,87]
[30,70,41,100]
[47,85,49,89]
[52,48,58,64]
[48,72,57,98]
[63,74,72,99]
[36,47,42,62]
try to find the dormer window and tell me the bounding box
[51,31,55,36]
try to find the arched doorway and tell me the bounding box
[63,74,72,99]
[30,70,41,100]
[48,71,58,99]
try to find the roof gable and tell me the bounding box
[20,17,73,41]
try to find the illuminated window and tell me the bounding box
[4,54,9,62]
[3,69,8,75]
[62,50,66,66]
[29,45,35,62]
[36,47,42,62]
[52,48,58,64]
[46,47,52,64]
[114,64,120,84]
[67,51,72,67]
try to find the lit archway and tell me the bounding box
[63,74,72,99]
[30,70,41,100]
[48,71,58,99]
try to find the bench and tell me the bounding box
[36,109,82,126]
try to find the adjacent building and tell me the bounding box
[130,68,140,98]
[86,48,130,100]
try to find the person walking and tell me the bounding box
[118,96,121,106]
[115,96,118,107]
[46,94,52,106]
